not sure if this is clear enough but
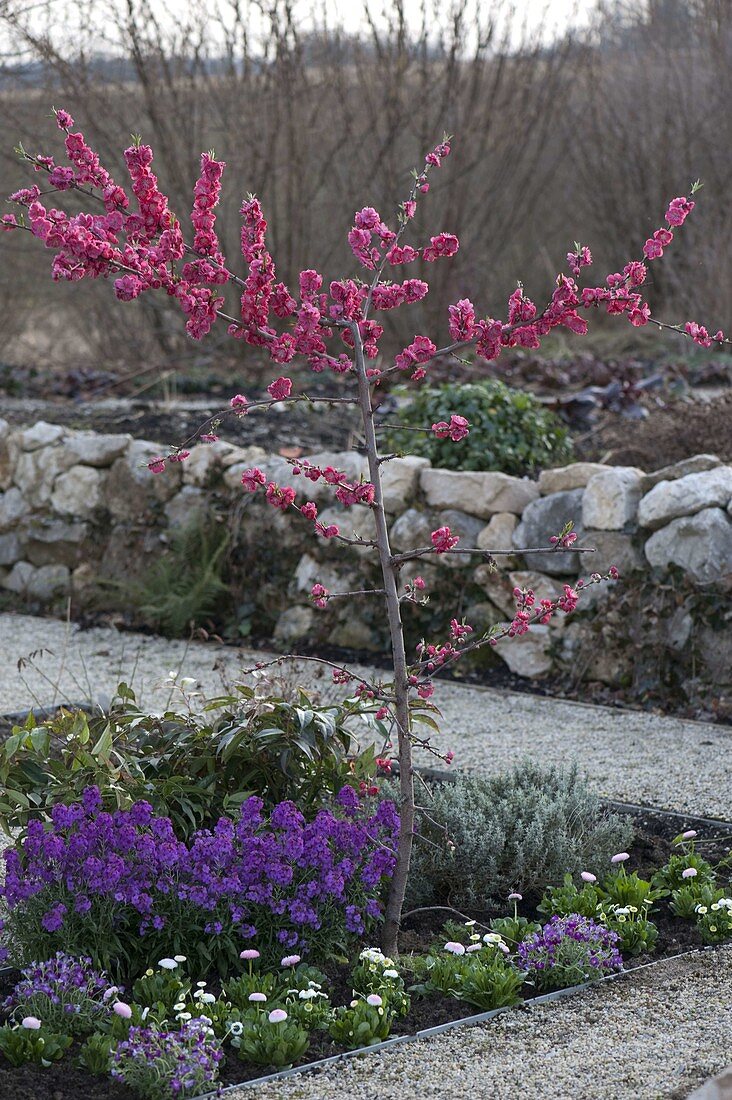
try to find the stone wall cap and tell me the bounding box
[420,468,539,519]
[538,462,612,495]
[638,465,732,530]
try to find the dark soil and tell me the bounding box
[579,390,732,468]
[0,394,358,457]
[0,1058,134,1100]
[0,807,729,1096]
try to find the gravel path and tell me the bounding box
[227,947,732,1100]
[1,612,729,818]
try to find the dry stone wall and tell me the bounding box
[1,418,731,686]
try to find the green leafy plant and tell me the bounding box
[382,379,573,474]
[600,867,665,910]
[351,947,409,1017]
[410,945,522,1010]
[456,954,524,1011]
[538,873,602,921]
[651,831,716,893]
[669,883,707,920]
[598,903,658,956]
[224,972,281,1010]
[0,682,382,838]
[405,762,632,908]
[132,961,191,1016]
[694,895,732,944]
[77,1032,115,1074]
[490,915,542,945]
[283,986,333,1031]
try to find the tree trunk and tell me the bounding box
[350,323,414,958]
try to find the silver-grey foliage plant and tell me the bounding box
[406,761,633,909]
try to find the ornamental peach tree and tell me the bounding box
[5,109,727,955]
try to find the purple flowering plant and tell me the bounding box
[517,914,622,991]
[1,785,399,978]
[111,1016,223,1099]
[2,950,115,1037]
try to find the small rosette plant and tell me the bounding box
[651,831,715,894]
[517,915,622,991]
[491,894,541,946]
[282,983,333,1031]
[538,873,604,921]
[693,895,732,944]
[410,937,523,1011]
[596,903,657,956]
[0,1019,72,1067]
[111,1017,223,1099]
[600,854,664,910]
[131,957,191,1019]
[328,994,394,1049]
[236,1008,310,1068]
[77,1031,116,1075]
[351,947,410,1017]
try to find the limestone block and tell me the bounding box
[164,486,209,528]
[644,507,732,583]
[27,563,71,600]
[640,454,721,493]
[579,531,644,575]
[19,421,64,451]
[13,447,74,508]
[273,606,315,643]
[380,456,430,513]
[2,560,34,593]
[513,489,584,575]
[0,487,29,532]
[390,508,433,553]
[538,463,610,495]
[51,466,106,518]
[638,467,732,530]
[420,468,538,519]
[65,431,131,467]
[495,625,553,677]
[105,440,182,520]
[582,467,644,531]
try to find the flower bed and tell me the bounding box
[1,799,730,1099]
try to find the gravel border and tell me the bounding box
[222,947,732,1100]
[1,612,730,817]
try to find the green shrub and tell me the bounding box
[383,379,573,474]
[0,683,382,838]
[404,761,632,909]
